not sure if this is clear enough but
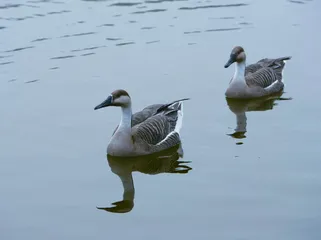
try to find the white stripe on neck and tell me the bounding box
[119,105,132,132]
[233,61,246,82]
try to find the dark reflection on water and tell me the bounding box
[179,3,248,10]
[226,93,292,143]
[97,145,191,214]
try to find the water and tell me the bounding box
[1,0,321,239]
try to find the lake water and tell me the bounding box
[1,0,321,239]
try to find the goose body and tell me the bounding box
[224,46,291,99]
[94,89,189,157]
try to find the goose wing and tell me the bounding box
[246,56,291,78]
[131,99,187,146]
[245,67,279,88]
[132,114,177,145]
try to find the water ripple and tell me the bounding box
[25,79,39,84]
[110,2,142,6]
[146,40,160,44]
[4,46,34,53]
[145,0,187,3]
[184,30,201,34]
[0,55,13,59]
[51,55,75,60]
[116,42,135,46]
[141,26,155,30]
[3,16,34,21]
[205,27,241,32]
[0,61,14,65]
[0,4,22,9]
[106,37,122,41]
[33,13,46,17]
[28,0,64,3]
[98,23,115,27]
[81,52,96,56]
[60,32,96,38]
[71,45,106,52]
[131,8,167,14]
[47,10,71,15]
[179,3,248,10]
[288,0,305,3]
[31,37,51,42]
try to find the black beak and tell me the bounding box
[94,95,113,110]
[224,54,236,68]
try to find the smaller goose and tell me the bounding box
[94,89,189,157]
[224,46,291,99]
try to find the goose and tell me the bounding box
[94,89,189,157]
[224,46,291,99]
[97,145,192,213]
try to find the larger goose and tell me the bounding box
[224,46,291,99]
[94,89,189,157]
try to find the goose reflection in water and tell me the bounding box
[226,92,292,143]
[97,144,192,213]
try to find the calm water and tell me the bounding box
[1,0,321,239]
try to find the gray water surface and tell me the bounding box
[1,0,321,239]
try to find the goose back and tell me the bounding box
[132,101,184,148]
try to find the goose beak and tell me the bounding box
[94,95,113,110]
[224,54,236,68]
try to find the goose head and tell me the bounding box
[224,46,246,68]
[94,89,131,110]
